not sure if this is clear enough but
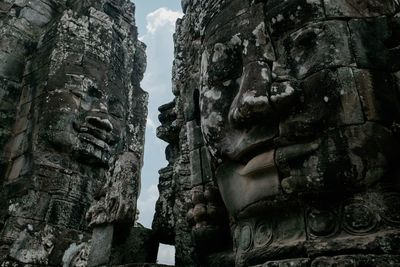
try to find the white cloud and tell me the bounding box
[146,117,157,131]
[135,4,178,266]
[137,184,159,217]
[146,7,183,34]
[136,9,175,267]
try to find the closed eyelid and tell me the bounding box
[70,89,86,98]
[292,28,324,46]
[109,105,124,119]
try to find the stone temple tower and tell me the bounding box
[0,0,148,265]
[153,0,400,266]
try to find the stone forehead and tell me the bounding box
[203,0,252,38]
[203,0,325,41]
[207,0,396,42]
[204,1,263,42]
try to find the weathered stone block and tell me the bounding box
[45,198,86,229]
[13,115,29,134]
[251,258,310,267]
[324,0,397,17]
[266,0,325,38]
[311,255,400,267]
[9,225,55,265]
[0,50,26,82]
[0,2,12,12]
[182,79,200,122]
[274,21,353,79]
[279,68,364,143]
[190,148,202,186]
[20,6,51,27]
[190,146,213,186]
[353,69,400,124]
[7,191,50,221]
[349,17,392,70]
[4,132,29,159]
[200,146,213,184]
[7,154,29,181]
[186,120,204,151]
[202,0,249,38]
[336,68,365,125]
[88,225,114,267]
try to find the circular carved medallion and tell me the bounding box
[382,193,400,226]
[254,221,273,247]
[239,224,253,251]
[343,202,377,235]
[307,208,337,237]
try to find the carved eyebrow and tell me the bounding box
[69,89,86,98]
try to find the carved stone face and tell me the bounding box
[200,0,400,218]
[39,75,127,167]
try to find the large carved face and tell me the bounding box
[39,74,128,167]
[199,0,400,217]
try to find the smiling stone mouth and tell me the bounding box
[235,138,321,164]
[239,150,276,176]
[73,122,116,147]
[229,139,275,164]
[72,132,112,167]
[77,132,110,151]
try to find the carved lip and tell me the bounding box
[78,132,110,151]
[239,150,275,176]
[227,138,275,162]
[223,125,278,163]
[73,122,116,147]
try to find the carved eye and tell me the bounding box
[108,99,124,119]
[293,28,319,47]
[70,89,85,99]
[208,43,242,85]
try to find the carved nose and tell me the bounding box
[229,61,273,125]
[86,116,113,132]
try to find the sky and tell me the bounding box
[133,0,183,265]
